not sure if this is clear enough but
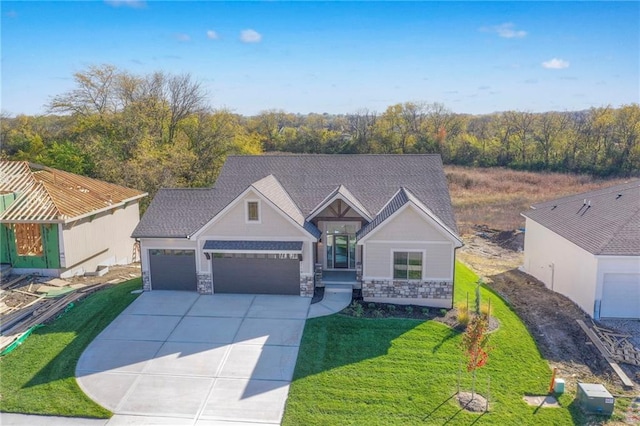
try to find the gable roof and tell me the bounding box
[522,180,640,256]
[0,161,147,224]
[357,187,462,245]
[133,154,458,238]
[251,174,320,238]
[307,184,373,221]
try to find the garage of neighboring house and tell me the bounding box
[148,249,197,291]
[600,273,640,319]
[205,241,302,295]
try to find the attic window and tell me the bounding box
[14,224,44,256]
[246,200,261,223]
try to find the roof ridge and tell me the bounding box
[39,181,65,219]
[533,180,640,208]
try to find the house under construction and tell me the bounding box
[0,161,146,278]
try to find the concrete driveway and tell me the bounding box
[76,291,310,425]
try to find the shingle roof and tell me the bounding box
[522,180,640,256]
[251,175,321,238]
[131,188,221,238]
[0,161,146,223]
[203,240,303,251]
[356,187,462,244]
[133,154,458,238]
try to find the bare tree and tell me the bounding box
[166,73,207,144]
[48,64,119,116]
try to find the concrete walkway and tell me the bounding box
[308,284,353,318]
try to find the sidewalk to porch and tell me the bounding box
[308,284,352,318]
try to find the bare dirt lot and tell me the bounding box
[458,231,640,398]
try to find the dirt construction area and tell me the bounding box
[458,229,640,398]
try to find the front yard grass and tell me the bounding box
[0,278,141,418]
[283,263,580,425]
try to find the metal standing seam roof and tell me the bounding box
[203,240,304,251]
[0,161,147,223]
[522,180,640,256]
[133,154,459,239]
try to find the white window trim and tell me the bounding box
[245,199,262,224]
[391,249,426,281]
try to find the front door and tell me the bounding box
[333,234,349,268]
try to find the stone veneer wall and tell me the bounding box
[142,270,151,291]
[197,273,213,294]
[362,280,452,301]
[300,274,314,297]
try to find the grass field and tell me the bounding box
[0,279,141,418]
[445,166,632,234]
[282,263,610,425]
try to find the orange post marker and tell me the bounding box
[548,367,558,393]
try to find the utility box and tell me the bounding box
[576,383,614,415]
[553,378,565,394]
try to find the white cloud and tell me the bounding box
[206,30,219,40]
[481,23,527,39]
[104,0,146,8]
[542,58,570,69]
[175,33,190,42]
[240,29,262,43]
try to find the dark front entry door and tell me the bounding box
[333,234,349,268]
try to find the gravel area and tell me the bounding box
[598,319,640,349]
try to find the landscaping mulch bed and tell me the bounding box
[339,298,499,333]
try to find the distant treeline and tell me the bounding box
[1,65,638,205]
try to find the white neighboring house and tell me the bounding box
[133,155,463,308]
[522,180,640,319]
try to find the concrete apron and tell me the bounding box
[76,291,310,425]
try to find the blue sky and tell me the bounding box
[1,1,638,116]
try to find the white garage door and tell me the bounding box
[600,273,640,319]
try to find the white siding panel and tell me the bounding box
[363,241,453,280]
[425,244,454,279]
[62,203,141,274]
[523,218,598,316]
[200,191,309,239]
[371,206,449,242]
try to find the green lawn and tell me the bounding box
[283,263,583,425]
[0,279,141,418]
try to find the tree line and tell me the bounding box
[1,65,638,206]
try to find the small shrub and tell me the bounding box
[457,301,470,326]
[352,303,364,318]
[405,306,413,315]
[457,309,470,327]
[440,309,448,316]
[345,301,364,318]
[368,303,377,310]
[480,302,492,318]
[372,309,385,318]
[387,304,396,312]
[421,308,431,316]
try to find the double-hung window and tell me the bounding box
[393,251,423,280]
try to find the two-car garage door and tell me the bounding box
[600,273,640,319]
[212,255,300,295]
